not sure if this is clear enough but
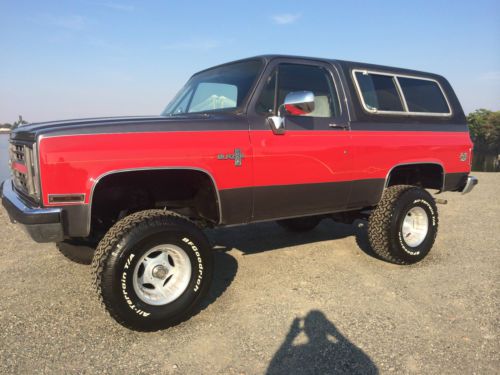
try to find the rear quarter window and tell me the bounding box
[398,77,450,114]
[352,69,452,116]
[354,72,404,112]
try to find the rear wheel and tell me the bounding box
[277,216,322,232]
[91,209,213,331]
[368,185,438,264]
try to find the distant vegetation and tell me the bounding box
[467,109,500,171]
[467,109,500,154]
[0,115,28,131]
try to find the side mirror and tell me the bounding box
[267,91,315,135]
[282,91,315,116]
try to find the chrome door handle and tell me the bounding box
[329,123,349,129]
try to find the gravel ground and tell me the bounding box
[0,172,498,374]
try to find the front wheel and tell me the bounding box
[91,210,213,331]
[368,185,438,264]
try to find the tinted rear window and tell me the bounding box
[398,77,450,113]
[355,72,404,112]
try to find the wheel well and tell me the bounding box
[387,164,444,190]
[90,169,219,237]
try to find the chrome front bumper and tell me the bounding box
[461,175,478,195]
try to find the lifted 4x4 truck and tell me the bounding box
[2,55,477,330]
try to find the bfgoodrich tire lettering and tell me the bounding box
[91,210,213,331]
[368,185,438,264]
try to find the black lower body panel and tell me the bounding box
[443,172,469,192]
[219,178,385,225]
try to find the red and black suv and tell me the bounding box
[2,55,477,330]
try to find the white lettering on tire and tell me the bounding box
[121,253,150,317]
[398,232,420,255]
[182,237,204,292]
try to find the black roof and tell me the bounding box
[200,54,446,81]
[195,54,465,124]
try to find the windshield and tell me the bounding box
[162,59,263,116]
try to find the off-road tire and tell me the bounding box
[57,240,95,265]
[368,185,438,264]
[91,209,213,331]
[277,216,322,232]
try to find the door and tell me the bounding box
[247,59,353,221]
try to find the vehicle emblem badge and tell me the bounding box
[459,152,468,162]
[217,148,245,167]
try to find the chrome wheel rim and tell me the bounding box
[401,206,429,247]
[132,244,192,306]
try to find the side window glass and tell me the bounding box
[278,64,340,118]
[256,70,277,115]
[174,89,193,114]
[166,87,193,115]
[188,83,237,113]
[398,77,450,114]
[354,72,404,112]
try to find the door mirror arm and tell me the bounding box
[266,91,315,135]
[267,114,285,135]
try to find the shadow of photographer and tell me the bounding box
[267,310,378,375]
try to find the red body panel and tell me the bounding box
[39,129,472,208]
[250,130,352,185]
[38,131,253,206]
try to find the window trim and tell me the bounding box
[163,58,265,116]
[352,69,453,117]
[255,62,343,118]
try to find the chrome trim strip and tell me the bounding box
[35,137,43,201]
[394,77,409,112]
[461,175,478,195]
[23,145,35,197]
[351,69,453,117]
[38,129,248,141]
[86,167,223,235]
[32,142,41,200]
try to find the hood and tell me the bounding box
[10,113,246,142]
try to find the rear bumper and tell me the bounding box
[461,175,478,195]
[1,179,64,242]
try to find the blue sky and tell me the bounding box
[1,0,499,123]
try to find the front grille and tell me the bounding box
[9,141,40,201]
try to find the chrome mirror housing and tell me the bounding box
[267,91,315,135]
[282,91,315,116]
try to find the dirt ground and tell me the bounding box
[0,172,498,374]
